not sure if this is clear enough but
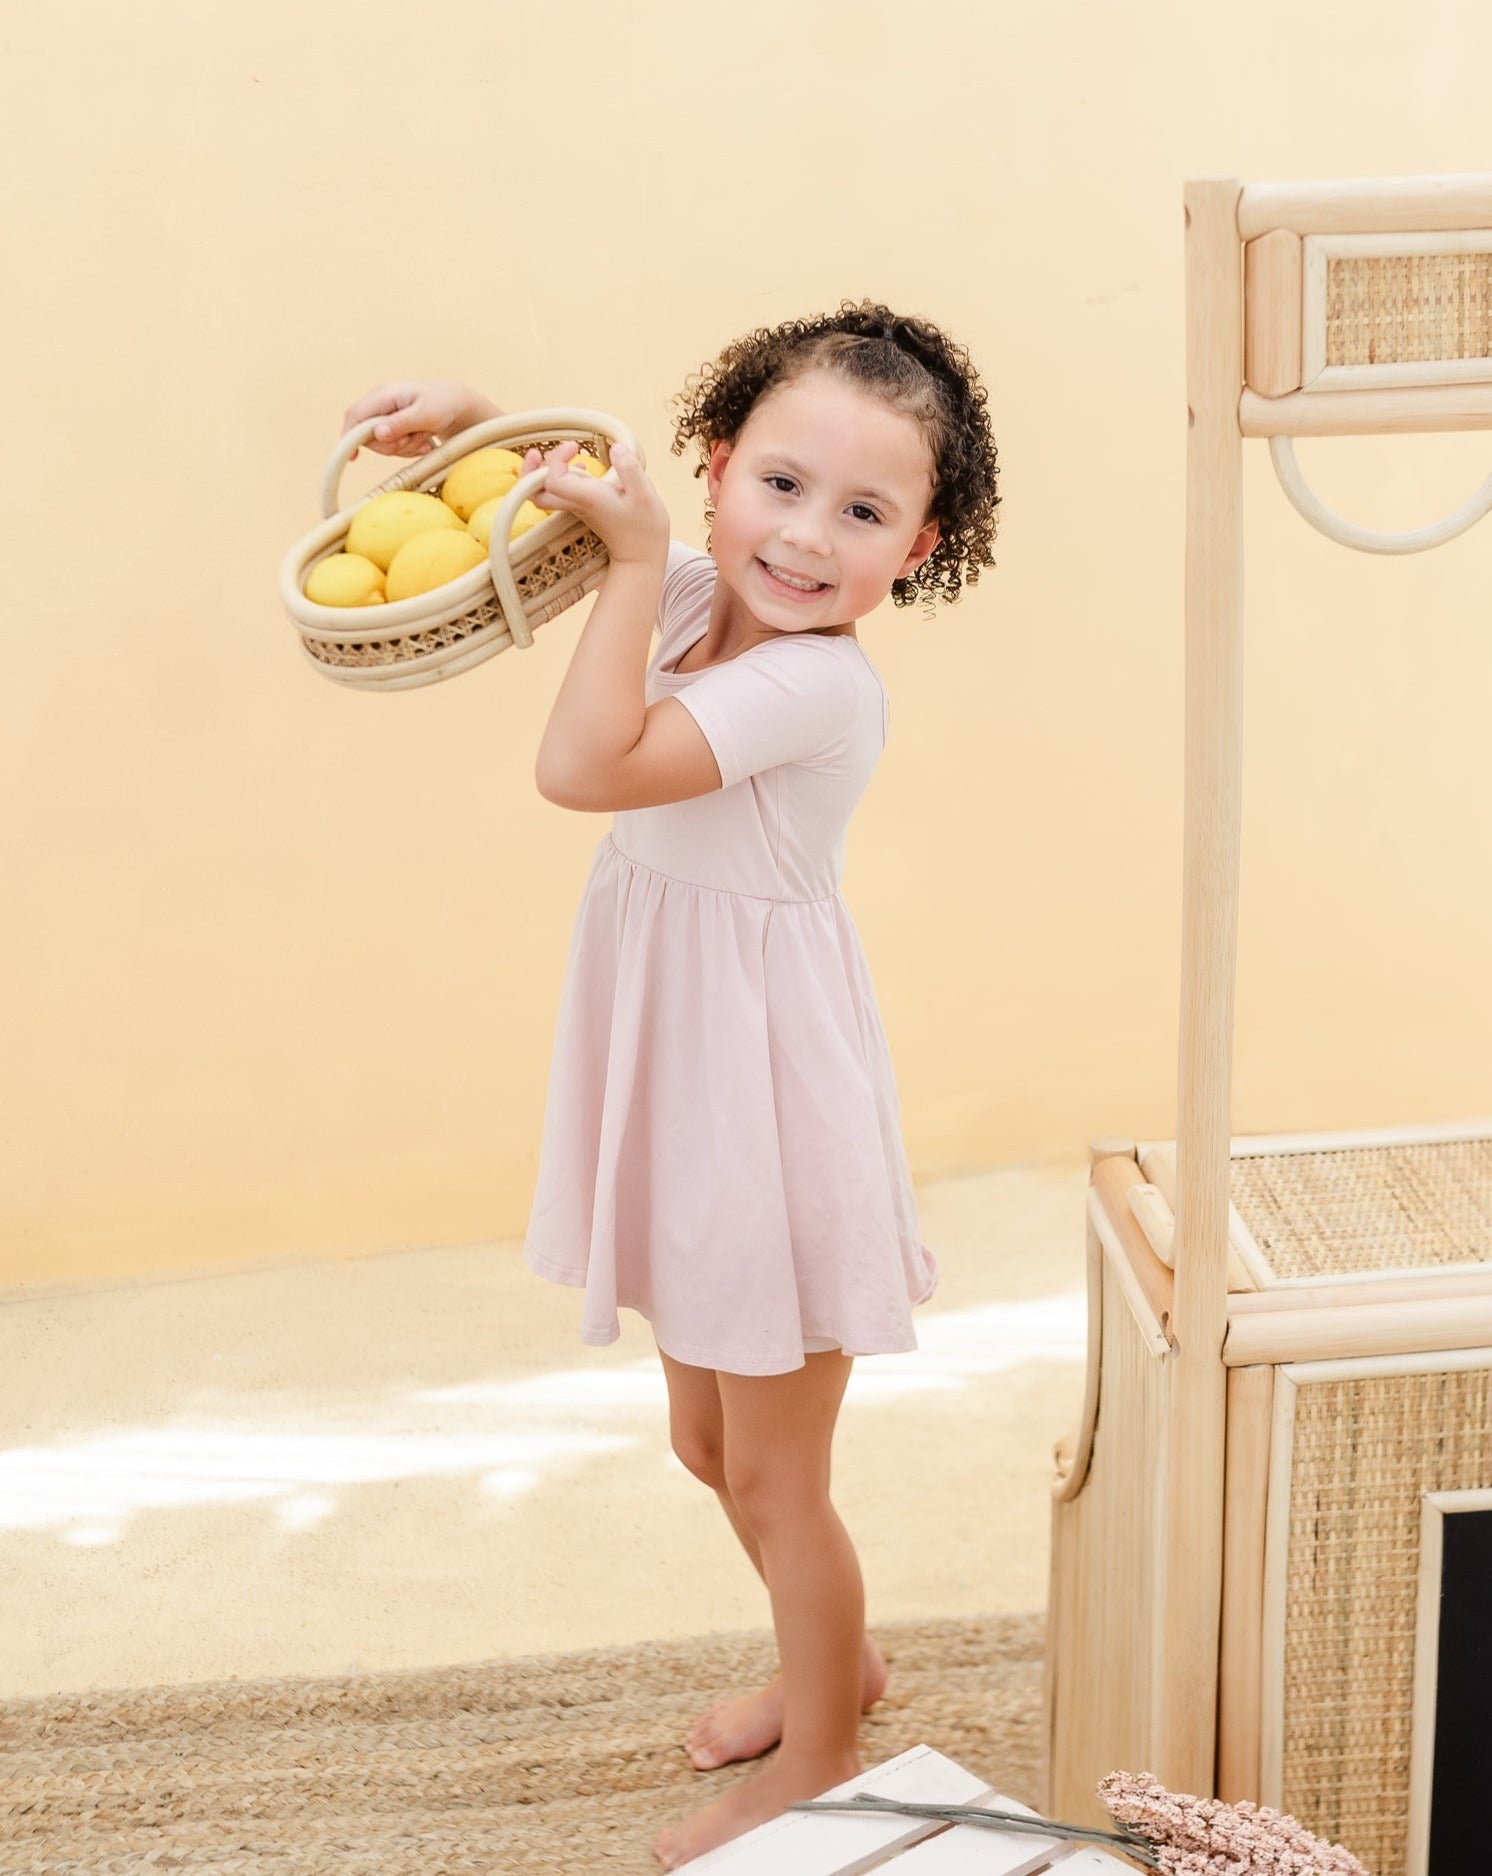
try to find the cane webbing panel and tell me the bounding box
[1229,1139,1492,1281]
[1326,251,1492,367]
[1282,1364,1492,1876]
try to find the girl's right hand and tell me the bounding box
[522,439,670,569]
[340,379,494,461]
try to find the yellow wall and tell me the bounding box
[5,3,1490,1288]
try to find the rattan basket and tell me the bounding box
[278,407,641,691]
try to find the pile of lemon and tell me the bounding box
[305,445,608,608]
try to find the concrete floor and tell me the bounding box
[0,1165,1089,1700]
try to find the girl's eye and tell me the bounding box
[764,476,880,524]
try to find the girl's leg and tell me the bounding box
[656,1343,761,1571]
[653,1350,868,1871]
[654,1342,887,1769]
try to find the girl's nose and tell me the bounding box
[779,511,832,556]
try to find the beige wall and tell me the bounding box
[5,3,1490,1289]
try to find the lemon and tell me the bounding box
[305,552,386,607]
[346,491,464,572]
[468,494,557,549]
[509,497,554,538]
[384,528,488,601]
[572,450,609,477]
[439,447,525,521]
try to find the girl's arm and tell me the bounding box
[529,443,723,812]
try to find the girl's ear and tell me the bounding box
[706,438,733,506]
[898,518,941,577]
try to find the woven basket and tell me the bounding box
[279,407,641,691]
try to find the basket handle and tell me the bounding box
[319,406,643,523]
[473,412,640,646]
[320,418,453,519]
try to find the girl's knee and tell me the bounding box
[671,1430,728,1490]
[722,1455,830,1532]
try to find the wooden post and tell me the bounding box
[1162,178,1245,1795]
[1217,1364,1274,1800]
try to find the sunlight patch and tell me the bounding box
[0,1293,1084,1542]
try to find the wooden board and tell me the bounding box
[685,1745,990,1873]
[686,1745,1134,1873]
[888,1791,1069,1873]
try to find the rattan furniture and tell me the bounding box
[1047,175,1492,1876]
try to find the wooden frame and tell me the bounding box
[1407,1487,1492,1876]
[1048,173,1492,1840]
[1223,1294,1492,1366]
[1299,231,1492,392]
[1046,1227,1173,1825]
[1258,1349,1492,1810]
[1051,1210,1106,1504]
[1244,231,1304,396]
[1256,1359,1298,1808]
[1089,1152,1173,1355]
[1163,174,1245,1797]
[1228,1269,1492,1312]
[1216,1365,1273,1800]
[1239,381,1492,436]
[1143,1123,1492,1302]
[1135,1140,1263,1290]
[1219,1118,1492,1158]
[1237,175,1492,239]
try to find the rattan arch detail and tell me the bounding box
[1268,433,1492,553]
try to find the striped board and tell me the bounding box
[685,1745,1135,1874]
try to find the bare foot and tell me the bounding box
[686,1636,888,1771]
[654,1746,863,1869]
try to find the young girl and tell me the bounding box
[342,303,1000,1868]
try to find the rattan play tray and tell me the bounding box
[279,406,641,691]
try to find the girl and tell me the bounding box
[342,303,1000,1868]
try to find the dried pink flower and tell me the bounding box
[1098,1772,1371,1876]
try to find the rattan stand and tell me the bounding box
[1046,174,1492,1876]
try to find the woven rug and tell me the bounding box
[0,1612,1045,1874]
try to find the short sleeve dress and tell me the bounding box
[521,541,939,1375]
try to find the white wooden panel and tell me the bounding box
[685,1745,994,1874]
[888,1791,1070,1873]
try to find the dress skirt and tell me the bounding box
[522,836,939,1376]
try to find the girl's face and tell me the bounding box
[705,370,941,634]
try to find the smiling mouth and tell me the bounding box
[759,560,831,593]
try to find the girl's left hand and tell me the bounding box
[524,440,670,569]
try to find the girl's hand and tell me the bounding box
[524,440,669,569]
[340,379,500,461]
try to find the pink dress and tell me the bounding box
[521,542,939,1375]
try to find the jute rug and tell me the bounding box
[0,1612,1044,1874]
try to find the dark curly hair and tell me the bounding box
[668,299,1000,610]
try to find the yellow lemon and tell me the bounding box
[572,450,610,477]
[468,494,558,549]
[384,528,488,602]
[305,552,386,607]
[510,497,554,538]
[346,491,464,572]
[439,447,525,521]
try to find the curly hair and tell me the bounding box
[668,298,1000,610]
